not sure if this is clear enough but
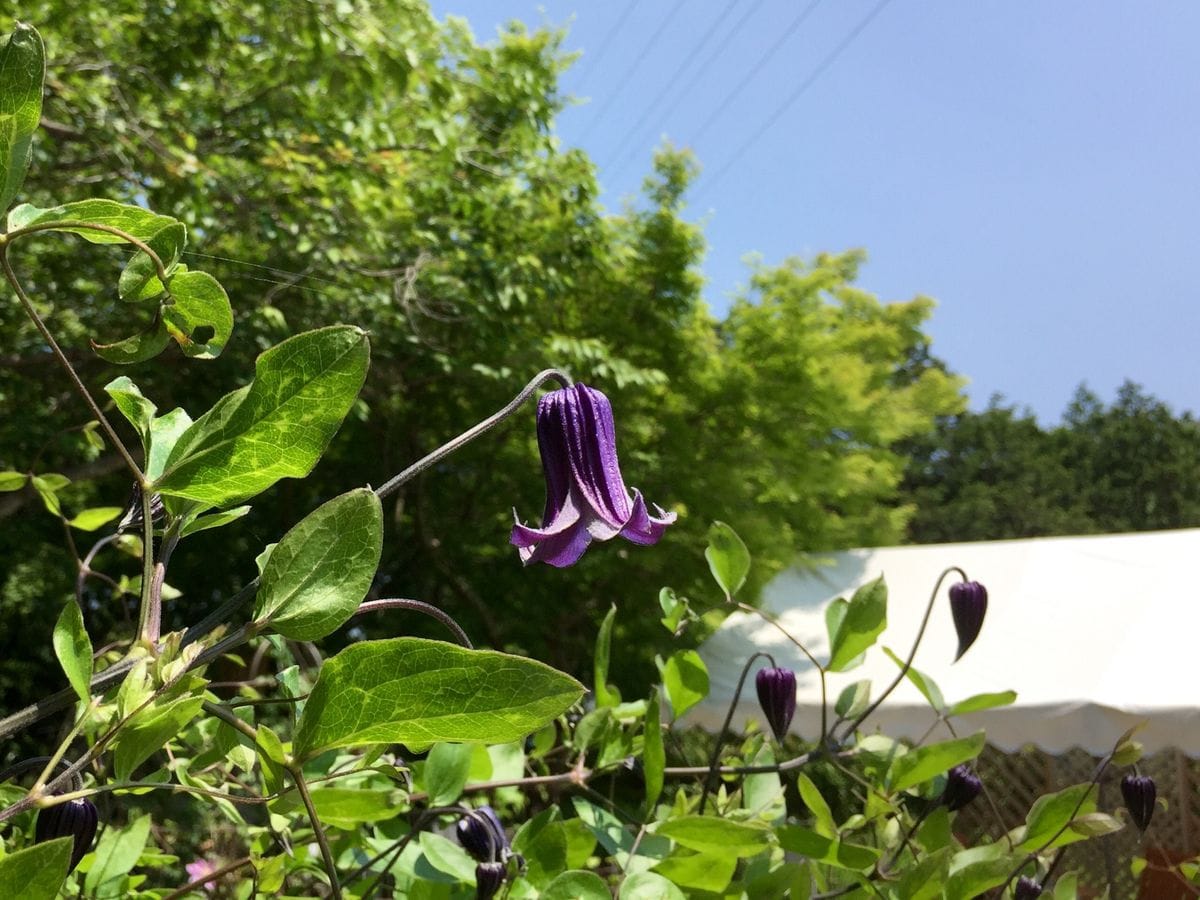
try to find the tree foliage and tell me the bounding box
[903,382,1200,543]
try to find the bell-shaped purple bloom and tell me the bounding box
[755,666,797,742]
[942,764,982,812]
[950,580,988,662]
[1015,876,1043,899]
[1121,773,1157,831]
[35,797,98,873]
[511,383,676,567]
[457,805,509,863]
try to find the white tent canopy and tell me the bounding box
[688,529,1200,757]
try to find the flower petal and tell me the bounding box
[618,489,677,546]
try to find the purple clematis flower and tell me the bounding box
[511,383,676,567]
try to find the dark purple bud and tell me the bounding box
[1121,773,1156,831]
[942,764,982,812]
[35,798,98,873]
[949,580,988,662]
[755,666,797,742]
[457,805,508,863]
[1015,876,1043,899]
[474,861,506,900]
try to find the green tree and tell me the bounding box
[1,0,963,714]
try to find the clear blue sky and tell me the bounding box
[428,0,1200,422]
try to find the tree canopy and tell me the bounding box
[4,0,961,716]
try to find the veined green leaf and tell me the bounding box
[154,326,370,505]
[887,732,985,793]
[53,599,92,703]
[662,649,708,719]
[293,638,583,760]
[827,576,887,672]
[92,320,171,365]
[253,488,382,640]
[162,270,232,359]
[655,816,771,858]
[593,604,618,708]
[0,837,70,900]
[8,199,181,245]
[0,24,45,213]
[705,520,750,599]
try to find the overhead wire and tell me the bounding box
[571,0,639,93]
[601,0,763,176]
[694,0,896,200]
[575,0,690,145]
[685,0,825,150]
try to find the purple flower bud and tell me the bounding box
[1015,876,1043,899]
[474,861,506,900]
[1121,773,1156,831]
[511,383,675,567]
[35,798,98,873]
[942,764,982,812]
[457,805,508,863]
[949,580,988,662]
[755,666,797,742]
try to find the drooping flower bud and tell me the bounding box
[942,764,982,812]
[755,666,797,742]
[474,861,506,900]
[949,580,988,662]
[1015,876,1043,899]
[35,797,98,873]
[1121,773,1157,831]
[457,805,509,863]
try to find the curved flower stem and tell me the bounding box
[76,533,121,605]
[839,566,967,743]
[698,651,775,814]
[374,368,572,501]
[0,756,83,793]
[288,762,342,899]
[354,598,473,648]
[735,601,829,745]
[0,247,145,485]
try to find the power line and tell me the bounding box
[571,0,639,93]
[576,0,690,144]
[602,0,762,175]
[686,0,825,150]
[696,0,896,200]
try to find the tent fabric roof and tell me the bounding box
[687,529,1200,757]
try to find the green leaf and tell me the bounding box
[118,220,185,302]
[0,23,45,213]
[68,506,122,531]
[947,690,1017,717]
[594,604,619,707]
[273,787,404,829]
[112,694,205,780]
[881,646,945,712]
[655,816,771,858]
[827,576,887,672]
[887,733,985,794]
[658,587,695,635]
[154,325,370,505]
[512,808,568,889]
[542,871,611,900]
[31,473,67,515]
[643,690,664,812]
[146,407,192,482]
[0,837,70,900]
[0,470,27,491]
[619,871,687,900]
[105,378,156,450]
[775,826,878,871]
[662,650,708,719]
[943,850,1023,900]
[890,846,952,900]
[179,505,251,537]
[743,743,785,821]
[293,638,584,760]
[84,814,151,895]
[652,850,738,894]
[253,488,382,640]
[162,270,233,359]
[92,321,171,365]
[796,773,836,838]
[53,599,92,704]
[418,831,475,882]
[1016,783,1098,851]
[705,520,750,599]
[834,679,872,720]
[423,742,474,806]
[8,200,181,246]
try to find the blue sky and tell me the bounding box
[428,0,1200,422]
